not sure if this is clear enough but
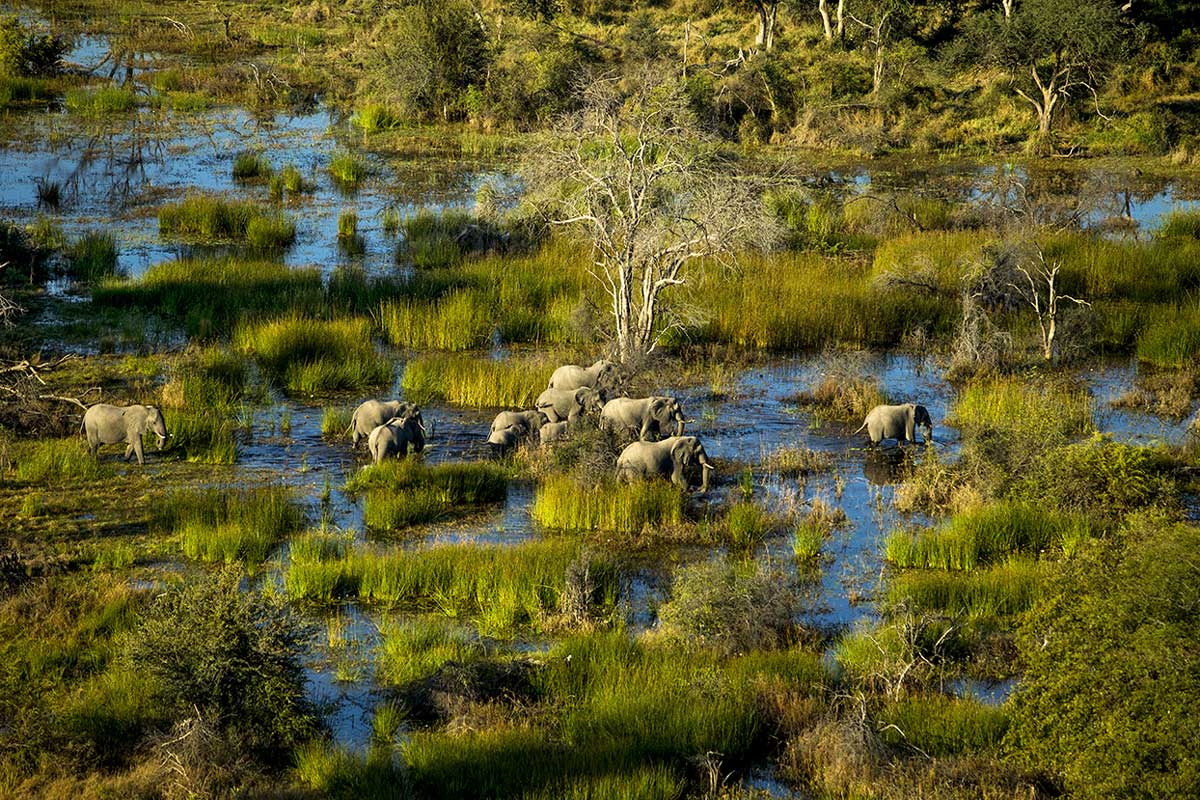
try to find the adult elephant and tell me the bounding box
[600,396,686,442]
[616,435,714,493]
[535,387,605,424]
[853,403,933,445]
[82,403,169,466]
[351,400,423,448]
[548,359,620,392]
[367,415,425,464]
[490,410,547,437]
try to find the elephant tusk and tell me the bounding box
[701,462,714,470]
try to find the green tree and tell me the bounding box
[1006,518,1200,797]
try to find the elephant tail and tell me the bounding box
[852,419,868,436]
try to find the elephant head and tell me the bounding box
[575,387,606,417]
[394,413,426,453]
[650,397,686,438]
[146,406,169,450]
[591,360,621,391]
[912,404,933,443]
[671,435,713,493]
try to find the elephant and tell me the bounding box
[616,435,714,493]
[82,403,169,466]
[853,403,934,445]
[600,396,686,442]
[351,400,423,448]
[548,359,620,392]
[535,386,605,424]
[487,424,527,455]
[367,415,425,464]
[490,410,547,437]
[539,420,571,444]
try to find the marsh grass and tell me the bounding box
[377,616,484,687]
[337,209,358,239]
[353,103,401,133]
[94,258,324,337]
[1136,300,1200,369]
[12,438,111,483]
[321,406,352,439]
[329,150,367,191]
[232,151,273,181]
[161,486,304,567]
[950,377,1093,442]
[375,290,494,351]
[401,353,554,408]
[344,460,508,503]
[725,501,777,549]
[885,503,1090,570]
[877,694,1008,756]
[159,194,295,251]
[286,539,614,634]
[790,371,890,422]
[763,446,834,477]
[1157,209,1200,239]
[293,740,405,799]
[363,489,458,530]
[887,560,1046,622]
[66,230,119,282]
[64,85,136,114]
[0,74,58,106]
[532,475,685,535]
[234,315,391,395]
[164,407,239,464]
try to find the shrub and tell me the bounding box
[1006,519,1200,798]
[656,559,796,654]
[66,230,119,282]
[0,15,67,77]
[124,567,318,756]
[532,476,685,535]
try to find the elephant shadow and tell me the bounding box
[861,447,911,486]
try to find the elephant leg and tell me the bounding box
[123,443,133,461]
[131,438,145,465]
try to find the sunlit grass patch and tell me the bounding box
[10,438,111,484]
[950,376,1093,442]
[885,503,1091,570]
[1045,232,1200,303]
[401,353,554,408]
[286,539,615,635]
[329,150,367,191]
[321,406,352,439]
[1157,209,1200,239]
[93,257,324,337]
[762,446,834,477]
[232,150,273,181]
[877,694,1008,756]
[887,560,1047,623]
[158,193,295,251]
[375,290,494,351]
[66,231,119,282]
[352,102,401,133]
[348,462,508,530]
[163,407,239,464]
[293,740,405,798]
[0,74,59,107]
[724,500,777,549]
[532,475,685,535]
[377,616,484,687]
[64,85,136,114]
[234,315,392,395]
[789,372,890,422]
[160,486,304,567]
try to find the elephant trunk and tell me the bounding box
[674,416,685,437]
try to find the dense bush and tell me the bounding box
[1007,518,1200,797]
[0,15,67,77]
[124,567,318,757]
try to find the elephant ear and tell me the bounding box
[670,437,690,462]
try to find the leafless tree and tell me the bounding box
[0,264,23,327]
[745,0,782,51]
[1009,246,1090,361]
[523,68,779,363]
[848,0,907,96]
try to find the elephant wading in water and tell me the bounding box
[548,359,620,392]
[854,403,934,445]
[487,410,547,454]
[601,396,686,442]
[351,400,423,448]
[82,403,169,466]
[617,435,714,493]
[367,415,425,464]
[535,387,605,424]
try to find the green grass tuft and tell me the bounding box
[887,560,1047,623]
[375,290,495,351]
[64,85,136,114]
[532,476,685,535]
[66,231,119,282]
[232,151,273,181]
[877,694,1009,756]
[401,353,554,408]
[328,150,367,190]
[161,486,305,567]
[951,377,1093,442]
[377,616,483,687]
[159,193,295,251]
[234,315,392,395]
[11,438,111,483]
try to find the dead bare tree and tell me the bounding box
[523,67,779,363]
[1009,246,1090,361]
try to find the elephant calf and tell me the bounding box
[854,403,934,445]
[367,415,425,464]
[488,424,528,455]
[82,403,169,466]
[539,420,571,444]
[616,435,714,493]
[352,399,423,448]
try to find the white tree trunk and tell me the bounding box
[819,0,833,40]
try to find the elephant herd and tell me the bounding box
[76,359,934,492]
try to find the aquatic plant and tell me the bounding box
[532,476,685,535]
[64,85,136,114]
[234,315,392,395]
[337,208,358,239]
[159,194,295,251]
[160,486,305,567]
[950,376,1093,442]
[1136,300,1200,369]
[377,616,484,687]
[724,501,775,550]
[345,460,508,504]
[352,103,401,133]
[321,406,352,439]
[401,353,553,407]
[328,150,367,190]
[11,438,111,483]
[375,290,494,351]
[66,230,119,282]
[886,559,1047,623]
[232,151,273,181]
[294,740,405,798]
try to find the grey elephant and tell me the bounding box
[367,415,425,464]
[600,396,686,442]
[548,359,620,392]
[490,410,547,437]
[853,403,934,445]
[351,399,423,447]
[487,424,528,455]
[539,420,572,444]
[616,435,714,493]
[82,403,169,466]
[535,386,605,424]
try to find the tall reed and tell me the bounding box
[532,476,685,535]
